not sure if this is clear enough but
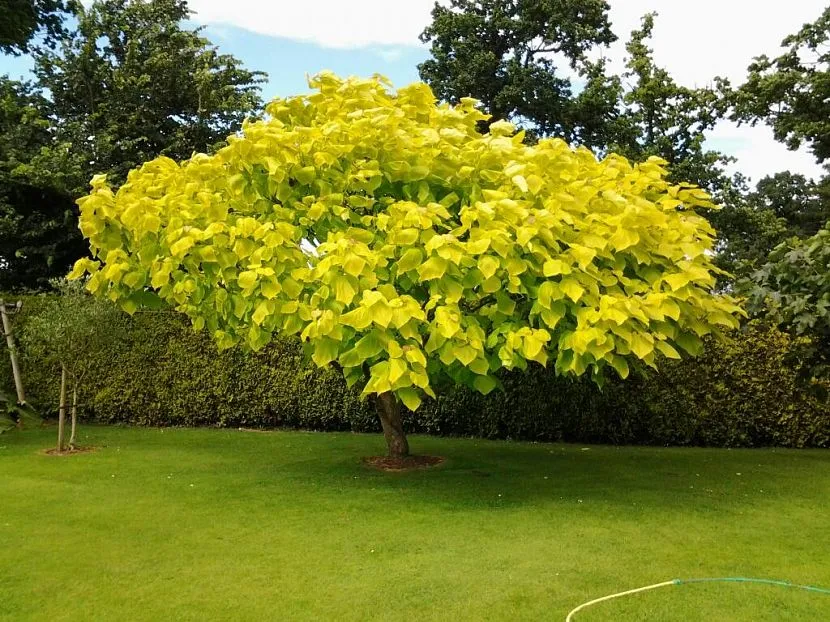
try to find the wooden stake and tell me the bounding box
[0,300,26,404]
[58,365,67,452]
[69,382,78,449]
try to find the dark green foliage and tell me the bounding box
[0,77,84,289]
[0,386,40,433]
[0,0,71,55]
[711,172,830,281]
[753,172,830,238]
[744,225,830,381]
[34,0,267,190]
[418,0,617,145]
[6,296,828,447]
[0,180,86,290]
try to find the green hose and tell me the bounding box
[565,576,830,621]
[675,577,830,595]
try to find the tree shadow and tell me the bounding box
[262,433,818,513]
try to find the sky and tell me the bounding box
[2,0,826,183]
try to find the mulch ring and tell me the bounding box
[362,455,445,472]
[41,446,96,456]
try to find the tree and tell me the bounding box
[0,77,85,289]
[744,225,830,383]
[611,14,732,195]
[710,172,830,281]
[418,0,619,147]
[0,0,266,289]
[731,7,830,163]
[0,0,71,55]
[33,0,267,190]
[69,74,743,458]
[20,279,127,451]
[751,172,830,239]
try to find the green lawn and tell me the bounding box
[1,426,829,621]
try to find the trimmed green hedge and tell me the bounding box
[4,294,829,447]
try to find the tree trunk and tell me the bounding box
[375,391,409,458]
[57,365,67,452]
[69,382,79,449]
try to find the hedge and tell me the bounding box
[4,294,829,447]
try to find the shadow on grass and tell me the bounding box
[256,433,822,513]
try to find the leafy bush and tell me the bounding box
[4,295,828,447]
[744,224,830,381]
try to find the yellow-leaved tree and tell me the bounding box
[70,73,743,457]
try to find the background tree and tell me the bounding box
[0,0,267,289]
[730,7,830,163]
[69,74,742,458]
[744,225,830,384]
[611,14,732,195]
[729,7,830,358]
[0,77,85,289]
[0,0,71,55]
[20,279,127,451]
[418,0,619,147]
[33,0,267,189]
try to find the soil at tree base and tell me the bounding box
[362,455,445,472]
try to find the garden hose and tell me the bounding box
[565,577,830,621]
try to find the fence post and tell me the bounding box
[0,300,26,404]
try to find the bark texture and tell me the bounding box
[375,391,409,458]
[69,383,78,449]
[57,365,67,452]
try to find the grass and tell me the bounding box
[1,425,829,621]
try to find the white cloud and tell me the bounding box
[372,48,406,63]
[187,0,827,180]
[706,121,825,183]
[187,0,435,48]
[604,0,827,87]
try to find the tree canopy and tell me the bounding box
[745,225,830,381]
[34,0,267,190]
[0,0,266,289]
[70,74,742,428]
[0,0,70,55]
[418,0,618,147]
[0,77,84,289]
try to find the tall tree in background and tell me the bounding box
[611,14,731,195]
[418,0,619,147]
[731,7,830,164]
[730,7,830,381]
[0,77,84,289]
[34,0,267,190]
[717,8,830,283]
[0,0,71,54]
[0,0,267,289]
[708,173,830,280]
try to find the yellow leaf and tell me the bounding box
[397,248,423,273]
[389,358,408,383]
[343,255,366,278]
[655,340,681,359]
[543,259,571,277]
[418,255,448,281]
[397,387,422,411]
[238,270,258,290]
[479,256,499,279]
[252,301,271,325]
[560,279,585,303]
[333,276,356,304]
[512,175,528,192]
